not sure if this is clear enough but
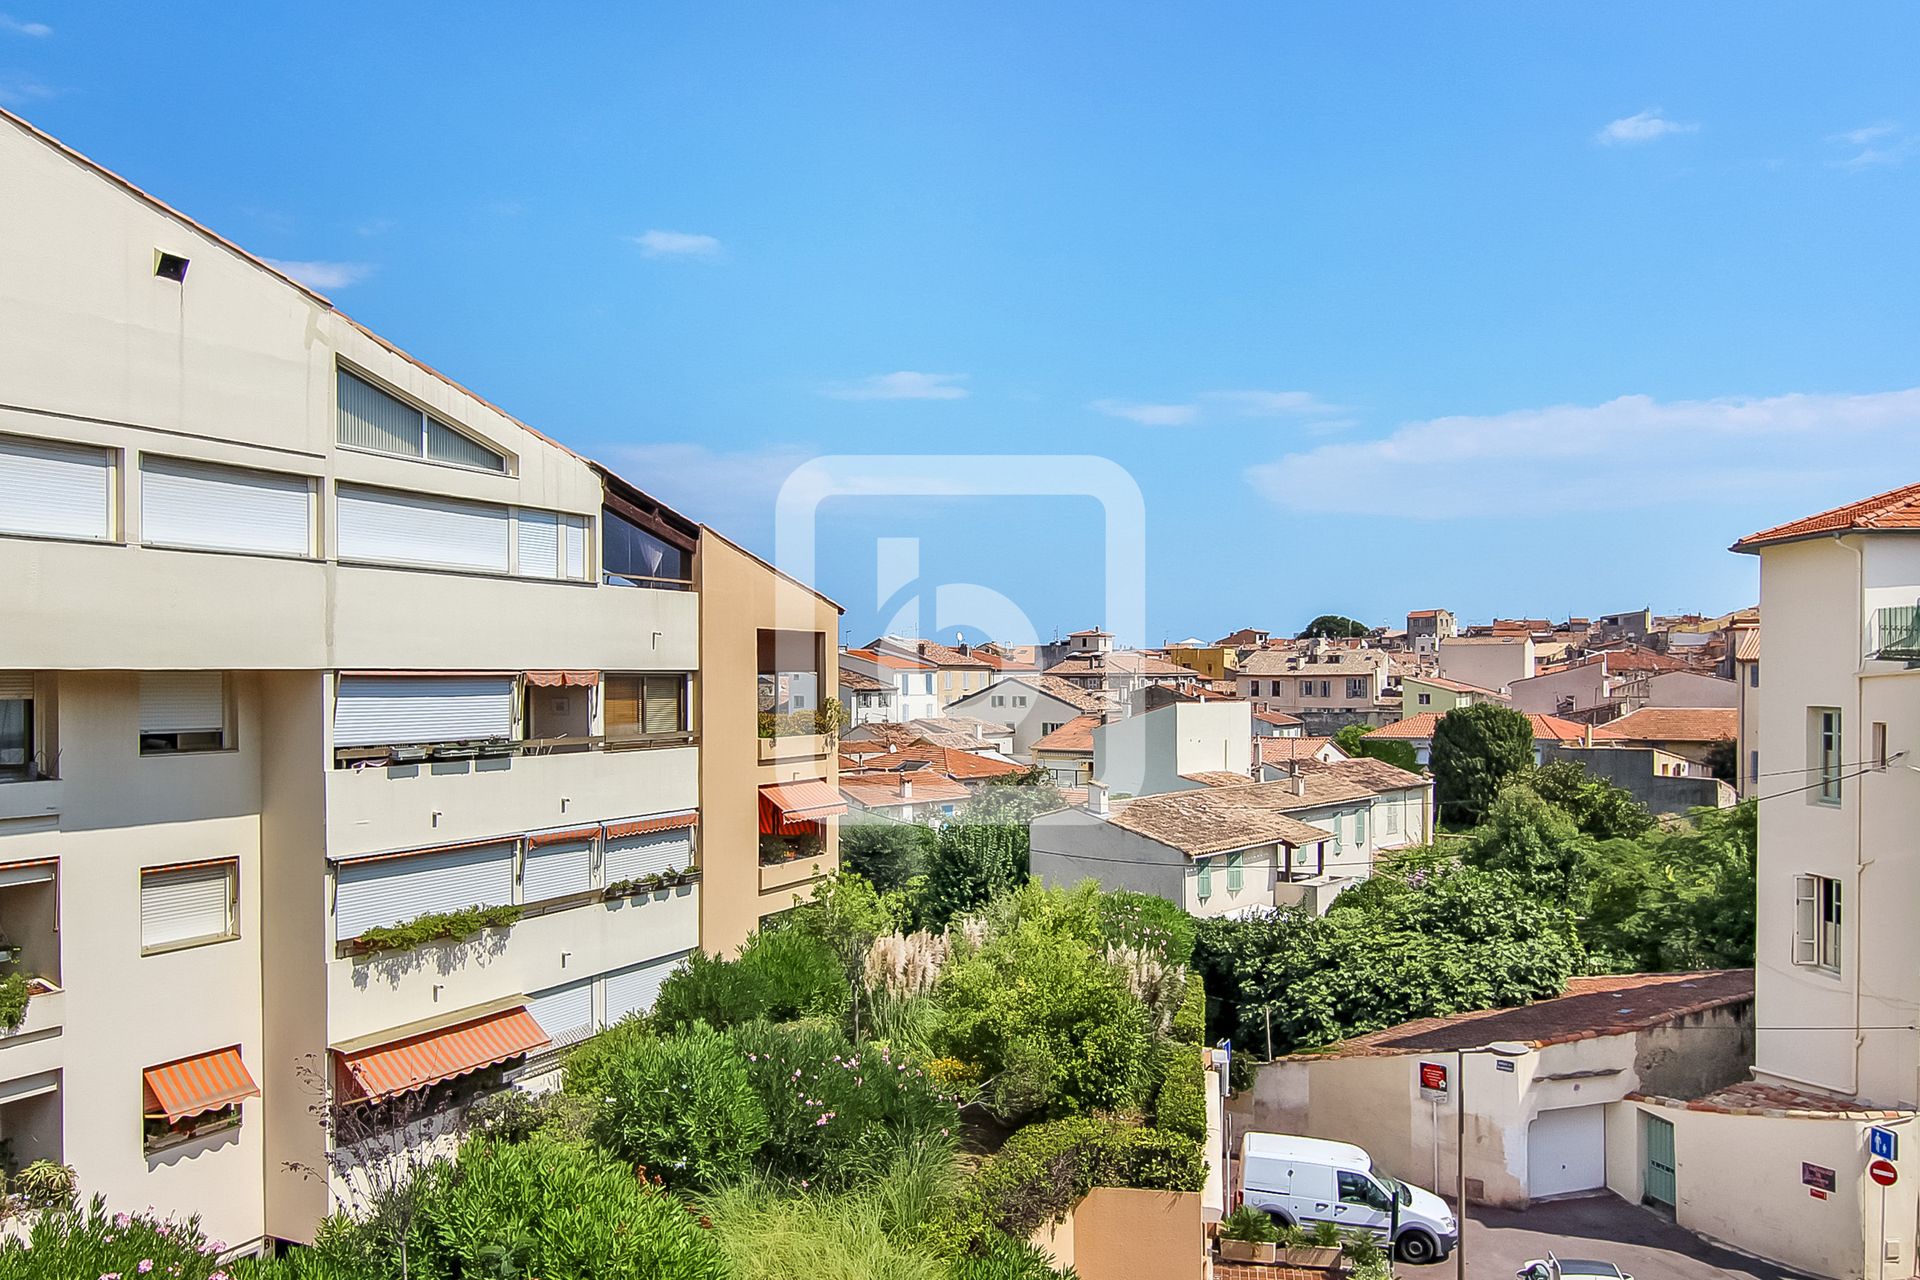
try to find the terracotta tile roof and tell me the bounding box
[852,746,1026,780]
[1732,482,1920,552]
[1066,628,1113,638]
[1180,770,1260,788]
[844,647,936,671]
[1104,781,1342,856]
[909,715,1011,741]
[908,640,993,668]
[840,774,972,809]
[1253,709,1305,727]
[1239,649,1388,677]
[1734,628,1761,662]
[1032,714,1101,754]
[1292,756,1429,792]
[838,670,893,693]
[971,649,1037,671]
[1592,706,1738,744]
[1588,643,1686,673]
[1256,736,1339,764]
[1045,651,1195,678]
[1405,674,1507,696]
[1367,712,1586,742]
[840,724,940,751]
[1639,1080,1906,1119]
[1298,970,1753,1058]
[955,675,1105,715]
[1407,609,1442,619]
[1216,629,1272,647]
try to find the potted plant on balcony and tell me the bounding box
[0,972,29,1033]
[1218,1204,1279,1264]
[1282,1219,1346,1269]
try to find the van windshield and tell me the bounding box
[1378,1175,1412,1207]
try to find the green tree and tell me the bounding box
[581,1022,771,1188]
[1524,759,1655,838]
[785,871,908,1038]
[1703,737,1739,784]
[650,927,849,1033]
[1334,723,1422,773]
[919,778,1062,928]
[841,819,939,892]
[1430,703,1537,826]
[1298,615,1370,639]
[1464,783,1593,900]
[1580,801,1756,971]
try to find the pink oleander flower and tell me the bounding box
[115,1213,131,1229]
[138,1263,155,1275]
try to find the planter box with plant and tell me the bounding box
[1274,1220,1346,1269]
[603,868,699,901]
[347,904,523,957]
[1219,1204,1280,1263]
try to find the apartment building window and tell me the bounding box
[337,368,506,472]
[140,456,313,558]
[526,977,596,1052]
[605,817,696,884]
[1346,678,1367,699]
[333,841,517,942]
[1041,722,1063,736]
[1225,853,1244,893]
[333,674,516,762]
[514,509,591,580]
[1810,708,1843,805]
[141,1045,257,1154]
[991,696,1005,707]
[1417,693,1431,706]
[1793,874,1843,972]
[337,483,511,573]
[0,674,37,782]
[605,674,689,741]
[1873,722,1888,770]
[759,631,825,737]
[603,508,692,588]
[603,950,692,1023]
[139,672,229,754]
[1013,695,1028,707]
[523,829,597,903]
[0,434,114,542]
[140,860,238,953]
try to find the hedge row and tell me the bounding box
[965,1116,1206,1242]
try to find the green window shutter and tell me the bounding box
[1196,860,1213,899]
[1226,852,1244,893]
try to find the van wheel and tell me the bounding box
[1396,1232,1440,1265]
[1263,1210,1296,1230]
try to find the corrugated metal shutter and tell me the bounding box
[643,676,684,734]
[605,828,694,882]
[337,484,510,572]
[0,435,112,541]
[0,673,32,700]
[563,516,588,579]
[141,457,311,556]
[527,979,595,1049]
[141,863,234,949]
[602,950,689,1023]
[338,370,423,456]
[334,842,516,940]
[139,672,225,734]
[523,838,593,902]
[516,510,560,579]
[333,675,516,747]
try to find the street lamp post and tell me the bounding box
[1456,1041,1531,1280]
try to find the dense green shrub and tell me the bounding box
[1170,976,1206,1043]
[651,929,848,1032]
[949,1230,1080,1280]
[348,904,521,953]
[0,1198,226,1280]
[729,1019,959,1185]
[584,1022,771,1188]
[1095,890,1196,967]
[1150,1041,1208,1142]
[704,1179,946,1280]
[963,1117,1205,1242]
[1431,703,1537,826]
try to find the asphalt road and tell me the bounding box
[1444,1194,1818,1280]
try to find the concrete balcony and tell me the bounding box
[327,884,699,1045]
[327,743,698,858]
[759,734,829,764]
[0,780,60,823]
[760,853,839,896]
[0,982,64,1081]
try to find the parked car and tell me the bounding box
[1239,1132,1458,1265]
[1519,1254,1633,1280]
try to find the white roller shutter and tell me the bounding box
[563,516,588,579]
[337,484,509,572]
[139,672,226,734]
[524,838,594,902]
[141,863,235,949]
[0,435,112,541]
[333,675,516,747]
[516,510,560,578]
[140,457,311,556]
[0,673,33,700]
[333,841,516,940]
[605,828,694,882]
[602,950,690,1023]
[528,979,595,1049]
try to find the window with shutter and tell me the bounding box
[1195,860,1212,900]
[141,862,237,952]
[515,510,560,578]
[643,675,685,735]
[604,676,643,739]
[605,828,695,883]
[602,950,690,1023]
[337,369,506,472]
[1226,853,1243,893]
[333,842,517,941]
[0,674,34,782]
[139,672,228,754]
[527,979,596,1049]
[0,435,113,542]
[605,674,687,740]
[523,837,595,902]
[140,458,312,557]
[333,675,516,751]
[337,485,511,573]
[563,515,588,579]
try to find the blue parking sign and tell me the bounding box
[1872,1127,1898,1161]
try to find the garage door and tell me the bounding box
[1528,1105,1606,1199]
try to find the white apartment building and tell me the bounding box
[0,110,712,1249]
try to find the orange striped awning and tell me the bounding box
[528,825,600,847]
[525,669,599,688]
[335,1007,549,1103]
[143,1046,261,1123]
[605,811,699,840]
[759,779,848,835]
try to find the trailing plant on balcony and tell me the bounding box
[756,697,848,741]
[0,972,29,1032]
[349,904,523,955]
[604,868,698,900]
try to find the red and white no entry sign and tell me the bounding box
[1870,1159,1898,1187]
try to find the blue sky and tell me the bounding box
[9,4,1920,645]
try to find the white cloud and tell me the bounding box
[825,371,969,401]
[262,258,373,291]
[1091,399,1199,427]
[0,76,53,104]
[0,14,51,36]
[1199,389,1343,418]
[1830,122,1919,170]
[630,229,722,259]
[1596,109,1697,145]
[1246,388,1920,517]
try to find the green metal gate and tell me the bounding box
[1642,1113,1676,1209]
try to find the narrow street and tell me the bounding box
[1460,1195,1820,1280]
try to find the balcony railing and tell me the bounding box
[1868,606,1920,661]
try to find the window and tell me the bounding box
[1749,664,1760,688]
[337,484,511,573]
[514,509,591,580]
[1355,809,1367,846]
[0,434,113,542]
[603,950,692,1023]
[1384,803,1400,835]
[523,832,595,902]
[1811,708,1843,805]
[1014,696,1028,707]
[0,674,34,782]
[1874,722,1888,770]
[139,672,228,754]
[1346,677,1367,699]
[605,823,695,883]
[1338,1170,1392,1211]
[140,457,312,557]
[1195,859,1213,900]
[991,696,1005,707]
[1041,722,1063,736]
[758,631,825,736]
[528,978,595,1051]
[1417,692,1432,706]
[602,508,691,587]
[333,674,516,758]
[140,861,237,952]
[337,368,506,472]
[1226,852,1244,893]
[1749,750,1760,786]
[605,674,689,740]
[1794,874,1843,972]
[333,842,517,941]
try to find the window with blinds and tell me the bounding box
[523,836,595,902]
[333,675,517,750]
[602,950,690,1024]
[333,842,517,941]
[337,369,506,473]
[513,511,590,580]
[0,434,113,542]
[336,484,512,573]
[604,674,687,740]
[138,672,229,754]
[604,827,695,883]
[527,979,595,1050]
[140,457,313,557]
[141,861,237,952]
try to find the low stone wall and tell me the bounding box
[1032,1187,1205,1280]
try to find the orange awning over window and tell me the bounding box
[334,1006,549,1103]
[525,670,599,688]
[759,779,848,835]
[142,1046,260,1123]
[528,825,601,847]
[605,811,699,841]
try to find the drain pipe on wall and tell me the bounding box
[1843,531,1868,1100]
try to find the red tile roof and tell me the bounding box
[1368,711,1586,742]
[1033,714,1101,754]
[1732,482,1920,552]
[840,774,972,809]
[851,746,1026,780]
[844,647,936,671]
[1253,709,1305,726]
[1593,706,1739,744]
[1256,736,1340,764]
[838,670,893,693]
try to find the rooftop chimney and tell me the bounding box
[1086,781,1110,815]
[899,776,913,800]
[1290,774,1308,798]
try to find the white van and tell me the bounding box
[1239,1132,1458,1265]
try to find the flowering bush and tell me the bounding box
[730,1020,959,1186]
[651,929,848,1033]
[0,1197,232,1280]
[586,1022,771,1189]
